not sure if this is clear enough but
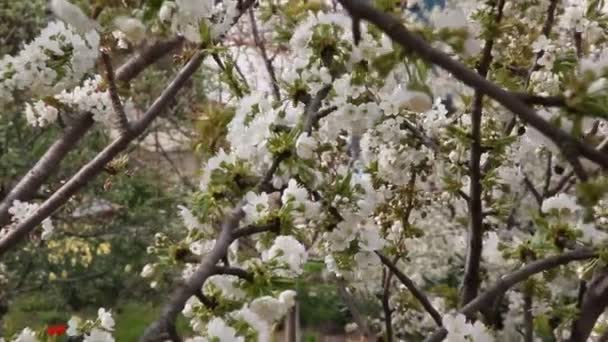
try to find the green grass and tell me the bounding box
[4,297,190,339]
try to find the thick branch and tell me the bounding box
[0,37,184,226]
[461,0,505,307]
[0,51,206,256]
[337,0,608,170]
[524,289,534,342]
[115,37,184,83]
[515,93,567,108]
[568,270,608,342]
[425,248,596,342]
[377,252,443,327]
[140,208,242,342]
[142,98,289,340]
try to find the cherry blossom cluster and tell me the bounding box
[159,0,241,43]
[0,21,99,107]
[3,200,54,241]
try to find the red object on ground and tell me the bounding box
[47,324,67,336]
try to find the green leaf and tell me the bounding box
[534,314,553,339]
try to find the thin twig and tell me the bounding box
[248,8,281,101]
[377,252,443,327]
[213,266,254,281]
[315,105,338,121]
[523,174,543,207]
[232,222,280,239]
[100,50,130,133]
[543,152,553,198]
[399,119,440,152]
[195,289,217,309]
[505,0,559,134]
[303,85,332,135]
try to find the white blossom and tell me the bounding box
[141,264,155,278]
[84,328,114,342]
[250,296,288,323]
[542,193,581,213]
[263,235,307,275]
[279,290,297,308]
[206,317,244,342]
[242,191,270,225]
[50,0,100,33]
[67,316,81,336]
[114,17,146,44]
[295,134,318,159]
[97,308,115,331]
[443,313,494,341]
[231,307,270,342]
[14,328,38,342]
[0,21,99,106]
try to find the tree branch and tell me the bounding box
[115,37,184,83]
[523,174,543,207]
[382,265,395,342]
[100,50,130,133]
[257,153,289,192]
[0,37,184,227]
[337,0,608,171]
[195,289,217,309]
[524,288,534,342]
[461,0,505,307]
[140,208,242,342]
[399,119,440,152]
[377,252,443,327]
[212,266,254,282]
[248,8,280,101]
[568,270,608,342]
[505,0,559,134]
[0,50,206,256]
[141,99,290,340]
[232,222,280,239]
[514,93,567,108]
[303,85,332,135]
[424,248,596,342]
[315,105,338,121]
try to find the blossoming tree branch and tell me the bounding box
[2,0,608,341]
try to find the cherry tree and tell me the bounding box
[2,0,608,341]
